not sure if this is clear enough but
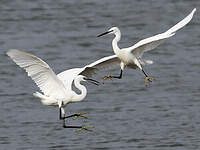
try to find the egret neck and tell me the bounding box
[112,29,121,55]
[72,76,87,102]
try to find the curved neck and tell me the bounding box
[72,78,87,102]
[112,31,121,55]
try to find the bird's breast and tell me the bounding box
[117,52,133,65]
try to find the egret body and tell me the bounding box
[7,49,122,130]
[98,8,196,85]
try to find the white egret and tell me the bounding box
[98,8,196,85]
[7,49,120,130]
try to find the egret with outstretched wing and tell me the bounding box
[7,50,120,130]
[98,8,196,85]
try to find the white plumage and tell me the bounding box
[7,49,120,129]
[98,8,196,84]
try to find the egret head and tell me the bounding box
[77,75,99,86]
[97,27,120,37]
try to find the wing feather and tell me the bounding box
[131,8,196,58]
[57,55,120,90]
[81,55,120,77]
[7,49,67,98]
[57,68,84,91]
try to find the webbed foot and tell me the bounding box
[102,75,113,84]
[145,76,154,86]
[77,126,94,132]
[72,113,88,120]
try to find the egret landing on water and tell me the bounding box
[7,50,122,131]
[98,8,196,86]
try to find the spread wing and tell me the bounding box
[57,68,85,91]
[7,49,67,98]
[81,55,120,77]
[57,55,120,90]
[130,8,196,58]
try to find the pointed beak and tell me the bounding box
[85,78,100,86]
[97,30,112,37]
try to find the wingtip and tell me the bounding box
[6,49,13,56]
[193,8,197,13]
[7,49,19,55]
[191,8,196,15]
[188,8,196,19]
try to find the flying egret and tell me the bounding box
[7,49,120,130]
[98,8,196,85]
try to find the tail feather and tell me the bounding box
[33,92,46,99]
[33,92,57,106]
[139,59,154,66]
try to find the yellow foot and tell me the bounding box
[72,113,88,120]
[77,126,94,132]
[102,75,113,84]
[145,77,154,86]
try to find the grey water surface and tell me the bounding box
[0,0,200,150]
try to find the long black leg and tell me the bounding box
[60,106,87,120]
[63,123,93,132]
[63,124,82,128]
[59,106,80,120]
[59,106,63,120]
[60,108,74,120]
[60,108,83,128]
[102,69,123,83]
[62,116,82,128]
[63,113,87,119]
[59,107,91,130]
[142,69,153,86]
[112,69,123,79]
[142,69,148,77]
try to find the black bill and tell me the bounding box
[97,30,113,37]
[85,78,100,86]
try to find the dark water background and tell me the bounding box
[0,0,200,149]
